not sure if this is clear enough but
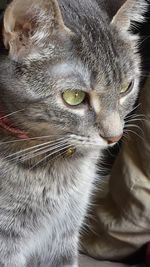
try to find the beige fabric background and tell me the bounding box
[81,77,150,261]
[79,255,126,267]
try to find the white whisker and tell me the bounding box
[125,124,144,133]
[30,144,73,169]
[124,129,145,142]
[22,141,69,162]
[0,134,66,145]
[0,109,25,120]
[50,148,74,163]
[125,104,141,116]
[3,137,68,160]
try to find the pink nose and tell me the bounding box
[104,134,123,144]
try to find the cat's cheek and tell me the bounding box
[56,96,87,117]
[64,106,86,117]
[120,96,127,106]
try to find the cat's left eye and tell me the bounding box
[62,90,86,106]
[120,81,134,96]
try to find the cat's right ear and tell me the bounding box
[3,0,71,61]
[111,0,147,38]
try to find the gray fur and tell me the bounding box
[0,0,147,266]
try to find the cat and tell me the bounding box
[0,0,147,266]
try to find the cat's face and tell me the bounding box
[0,0,147,152]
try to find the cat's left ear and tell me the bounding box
[111,0,148,36]
[3,0,71,61]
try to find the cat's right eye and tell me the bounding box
[62,90,86,106]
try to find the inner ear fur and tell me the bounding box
[111,0,148,32]
[3,0,69,60]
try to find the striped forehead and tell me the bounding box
[50,61,92,91]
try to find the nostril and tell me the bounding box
[107,134,123,144]
[101,134,123,144]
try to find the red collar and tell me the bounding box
[0,109,29,140]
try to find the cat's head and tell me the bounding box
[0,0,147,155]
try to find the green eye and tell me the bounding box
[62,90,86,106]
[120,84,129,93]
[120,81,133,95]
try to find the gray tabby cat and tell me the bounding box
[0,0,147,266]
